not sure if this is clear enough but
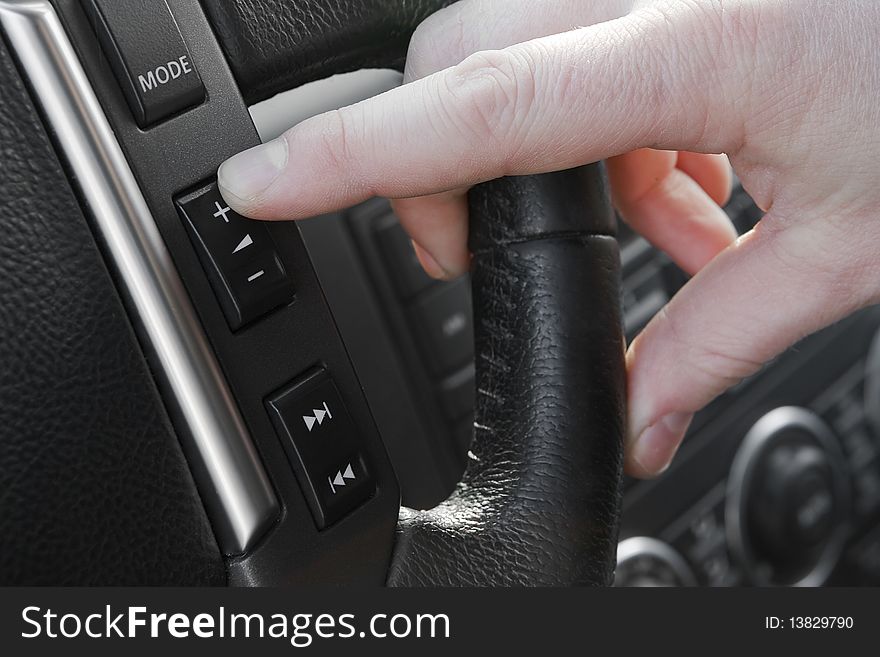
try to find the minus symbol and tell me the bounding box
[247,270,265,283]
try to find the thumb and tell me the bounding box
[625,211,879,477]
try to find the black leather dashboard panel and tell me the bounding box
[0,32,225,585]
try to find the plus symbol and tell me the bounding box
[213,201,231,223]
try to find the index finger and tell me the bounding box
[217,9,744,220]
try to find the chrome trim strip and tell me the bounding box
[0,0,278,555]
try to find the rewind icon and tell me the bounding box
[328,463,356,494]
[302,401,332,432]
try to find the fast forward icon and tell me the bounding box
[302,401,332,432]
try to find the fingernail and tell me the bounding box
[217,137,288,203]
[412,240,449,280]
[631,411,693,476]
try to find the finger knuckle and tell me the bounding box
[689,344,765,388]
[443,48,536,154]
[632,0,758,149]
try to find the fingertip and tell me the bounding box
[392,191,471,280]
[412,240,451,280]
[625,411,693,478]
[611,150,737,276]
[216,182,248,216]
[217,137,289,216]
[676,152,733,207]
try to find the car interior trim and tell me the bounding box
[0,0,279,555]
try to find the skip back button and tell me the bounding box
[266,369,376,529]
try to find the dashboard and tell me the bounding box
[615,195,880,587]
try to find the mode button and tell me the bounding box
[85,0,205,127]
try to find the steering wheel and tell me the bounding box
[205,0,626,587]
[0,0,624,586]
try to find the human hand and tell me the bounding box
[217,0,880,478]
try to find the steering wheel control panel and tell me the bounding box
[48,0,401,584]
[176,182,295,330]
[267,369,376,529]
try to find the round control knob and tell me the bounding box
[615,537,696,587]
[726,407,850,586]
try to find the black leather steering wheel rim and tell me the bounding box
[200,0,627,586]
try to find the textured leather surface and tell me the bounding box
[200,0,453,104]
[202,1,626,585]
[0,33,225,585]
[388,169,625,586]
